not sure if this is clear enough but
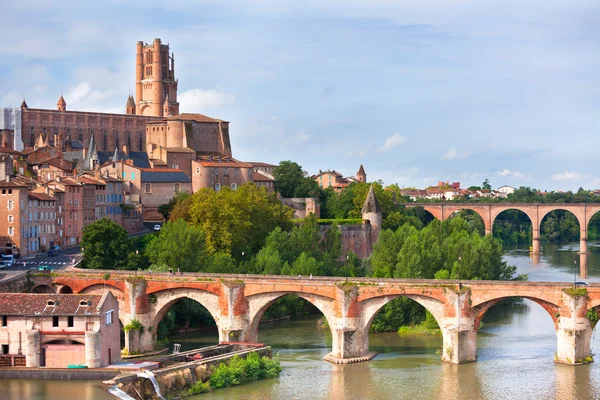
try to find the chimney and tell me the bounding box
[122,144,128,155]
[5,176,9,182]
[45,186,49,194]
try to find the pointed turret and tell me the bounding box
[126,94,136,115]
[20,98,28,109]
[362,184,381,247]
[82,135,98,171]
[356,164,367,182]
[163,93,173,116]
[361,184,380,214]
[112,147,119,162]
[57,94,66,111]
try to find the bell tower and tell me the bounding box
[135,38,179,117]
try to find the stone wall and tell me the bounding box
[281,198,320,219]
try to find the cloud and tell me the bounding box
[380,133,407,152]
[178,88,235,113]
[496,169,524,178]
[552,172,582,181]
[441,147,469,160]
[66,81,113,104]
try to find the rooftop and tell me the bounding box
[0,294,105,316]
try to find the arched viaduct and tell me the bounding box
[405,203,600,255]
[30,271,600,366]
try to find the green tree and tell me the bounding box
[81,218,131,270]
[186,184,293,258]
[273,160,317,198]
[158,191,191,220]
[145,219,208,272]
[482,178,492,190]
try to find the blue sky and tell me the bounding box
[2,0,600,191]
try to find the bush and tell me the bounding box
[243,353,261,381]
[207,353,282,390]
[186,380,211,395]
[210,362,240,389]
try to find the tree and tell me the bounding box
[145,219,209,272]
[186,184,293,258]
[482,179,492,190]
[81,218,131,270]
[273,161,306,198]
[158,191,191,220]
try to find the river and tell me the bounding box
[2,242,600,399]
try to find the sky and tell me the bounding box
[2,0,600,191]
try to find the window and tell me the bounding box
[7,215,12,223]
[215,183,221,192]
[174,183,180,192]
[231,183,237,191]
[30,126,35,146]
[1,345,7,355]
[7,201,13,210]
[145,183,151,193]
[115,133,120,150]
[196,168,200,174]
[8,227,13,236]
[67,316,74,328]
[52,316,59,327]
[1,316,6,327]
[130,172,135,180]
[74,199,79,206]
[78,128,83,142]
[103,130,107,150]
[105,310,113,325]
[138,132,143,151]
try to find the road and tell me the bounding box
[0,227,156,277]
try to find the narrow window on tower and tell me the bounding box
[103,130,107,150]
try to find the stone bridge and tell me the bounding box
[28,271,600,365]
[405,203,600,256]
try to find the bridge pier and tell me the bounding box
[440,290,477,364]
[531,236,542,255]
[555,293,593,365]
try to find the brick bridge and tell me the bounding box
[30,271,600,365]
[406,203,600,255]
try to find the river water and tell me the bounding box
[2,242,600,400]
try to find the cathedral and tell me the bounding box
[0,38,230,158]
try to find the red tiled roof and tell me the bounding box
[78,175,105,185]
[195,157,252,168]
[253,171,274,182]
[161,113,227,123]
[0,146,21,155]
[28,192,56,201]
[140,168,185,173]
[0,294,104,316]
[249,162,277,168]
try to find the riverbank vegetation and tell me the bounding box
[185,353,282,396]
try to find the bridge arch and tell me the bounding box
[32,284,55,294]
[490,208,533,245]
[150,288,221,331]
[246,291,335,343]
[42,338,85,345]
[472,296,560,330]
[357,294,446,357]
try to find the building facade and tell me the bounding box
[0,292,120,368]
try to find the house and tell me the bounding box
[249,162,277,175]
[0,292,120,368]
[191,156,253,192]
[253,170,275,193]
[498,185,516,195]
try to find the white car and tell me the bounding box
[153,224,161,231]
